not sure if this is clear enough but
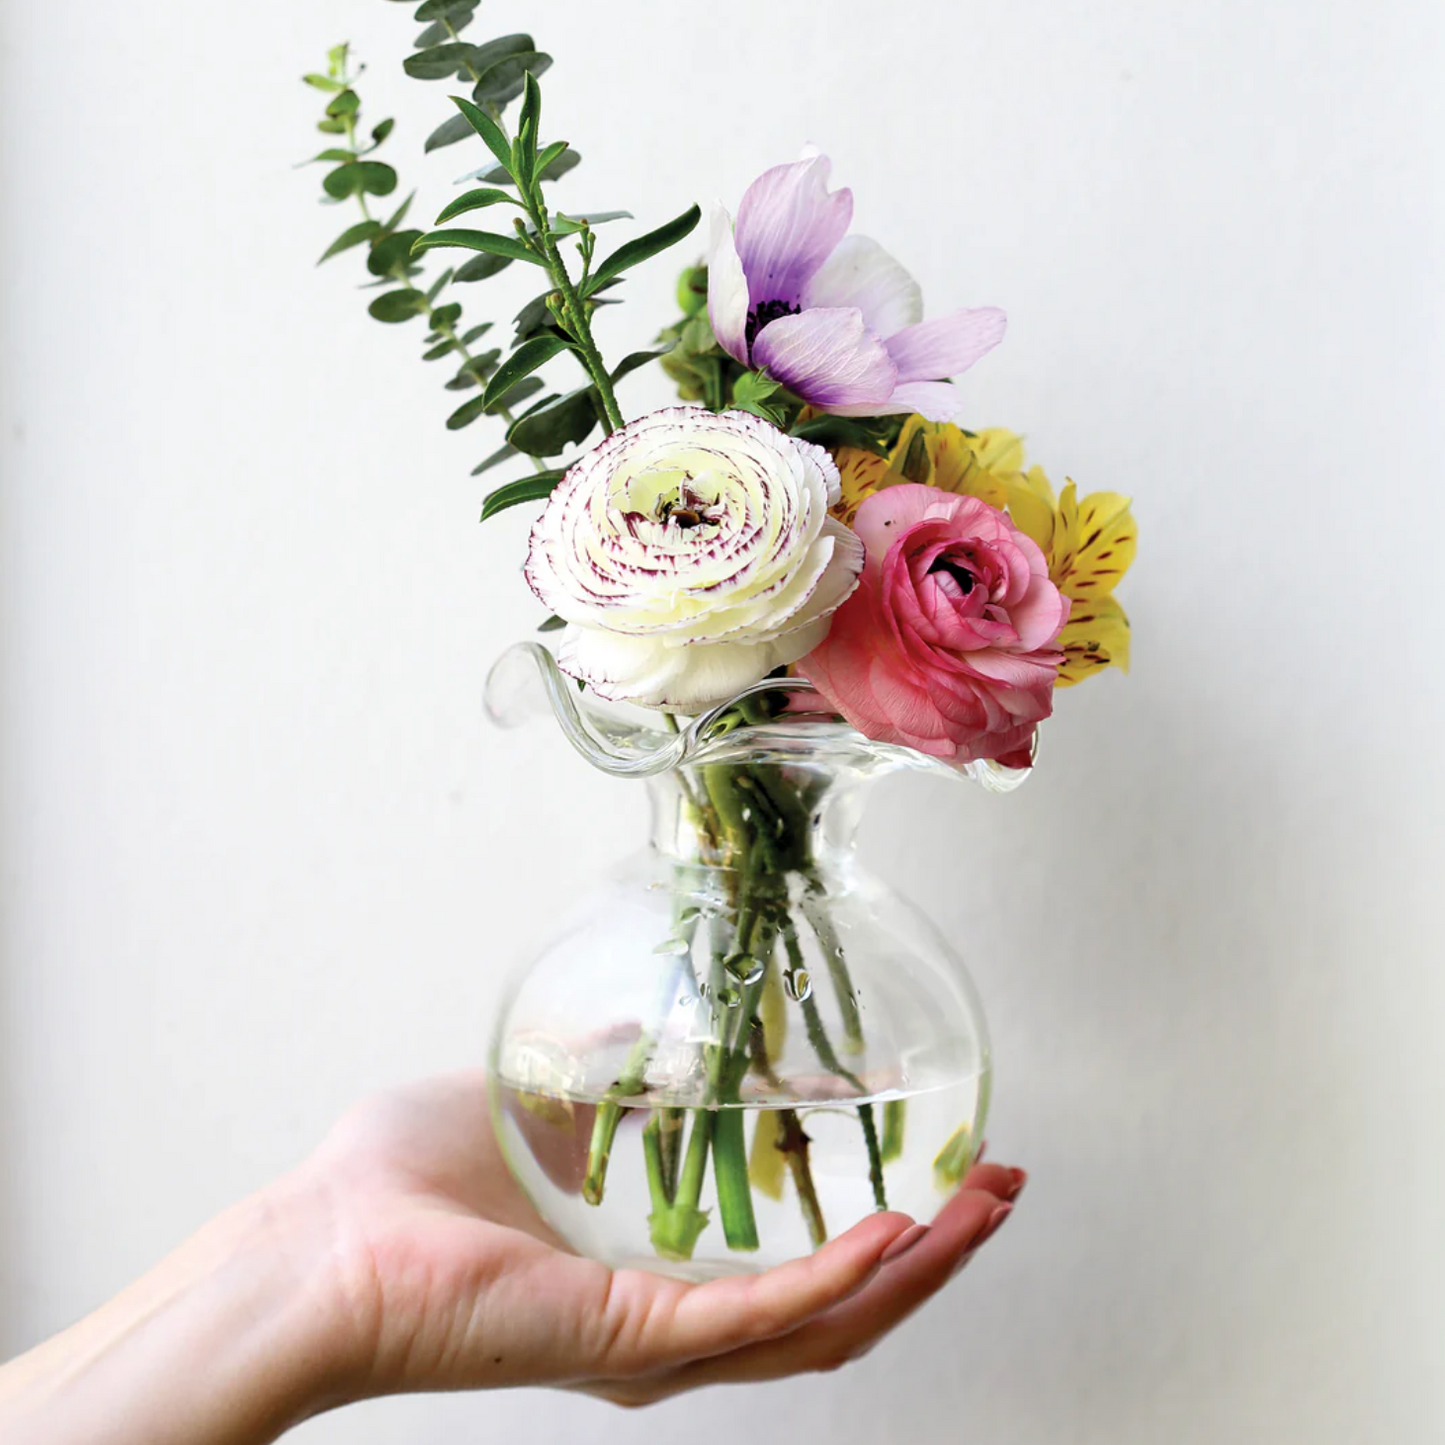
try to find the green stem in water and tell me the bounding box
[781,915,888,1211]
[881,1098,907,1164]
[801,892,865,1054]
[712,1108,759,1251]
[777,1107,828,1248]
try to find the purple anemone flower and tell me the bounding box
[708,151,1007,421]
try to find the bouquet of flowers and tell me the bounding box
[300,12,1136,1279]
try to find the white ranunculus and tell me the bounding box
[525,407,864,710]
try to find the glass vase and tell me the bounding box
[483,642,1029,1282]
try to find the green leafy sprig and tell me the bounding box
[411,76,700,516]
[305,11,702,524]
[304,40,534,476]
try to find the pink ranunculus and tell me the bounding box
[796,485,1069,764]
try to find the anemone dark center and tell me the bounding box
[928,556,976,595]
[745,299,802,351]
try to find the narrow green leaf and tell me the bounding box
[587,204,701,294]
[424,112,475,153]
[318,219,383,263]
[368,289,427,323]
[308,147,357,164]
[404,44,482,80]
[431,301,463,329]
[423,338,458,360]
[412,228,543,266]
[461,147,578,188]
[533,139,568,177]
[367,229,425,277]
[483,334,568,411]
[534,147,579,183]
[612,346,674,382]
[370,117,394,145]
[480,471,567,522]
[425,267,453,303]
[434,187,516,224]
[517,71,541,179]
[453,252,513,282]
[316,118,347,135]
[303,73,345,93]
[327,41,350,70]
[382,192,415,232]
[325,89,360,118]
[472,443,518,475]
[548,210,631,237]
[460,322,493,345]
[537,614,566,632]
[449,96,514,175]
[476,50,550,110]
[506,387,600,456]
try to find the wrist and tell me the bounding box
[0,1172,364,1445]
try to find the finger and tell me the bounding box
[612,1184,1016,1398]
[959,1161,1028,1201]
[589,1209,916,1377]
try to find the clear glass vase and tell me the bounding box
[483,643,1030,1281]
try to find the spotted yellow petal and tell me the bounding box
[1063,488,1136,600]
[833,446,894,525]
[1056,595,1131,685]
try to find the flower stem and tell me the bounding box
[712,1108,759,1251]
[881,1098,907,1164]
[777,1107,828,1247]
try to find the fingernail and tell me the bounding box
[880,1223,931,1263]
[975,1202,1013,1247]
[1004,1167,1028,1201]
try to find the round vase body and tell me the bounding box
[487,735,993,1281]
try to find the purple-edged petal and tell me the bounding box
[801,235,922,340]
[734,154,853,309]
[885,307,1007,382]
[828,380,965,421]
[706,203,750,365]
[751,307,898,409]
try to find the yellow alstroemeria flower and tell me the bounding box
[1004,469,1136,686]
[830,416,1136,686]
[833,418,1027,525]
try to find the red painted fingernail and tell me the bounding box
[880,1223,931,1263]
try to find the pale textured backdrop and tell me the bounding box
[2,0,1442,1440]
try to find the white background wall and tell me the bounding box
[3,0,1442,1439]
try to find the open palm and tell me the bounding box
[300,1071,1022,1406]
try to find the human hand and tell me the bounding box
[301,1071,1024,1407]
[0,1073,1022,1444]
